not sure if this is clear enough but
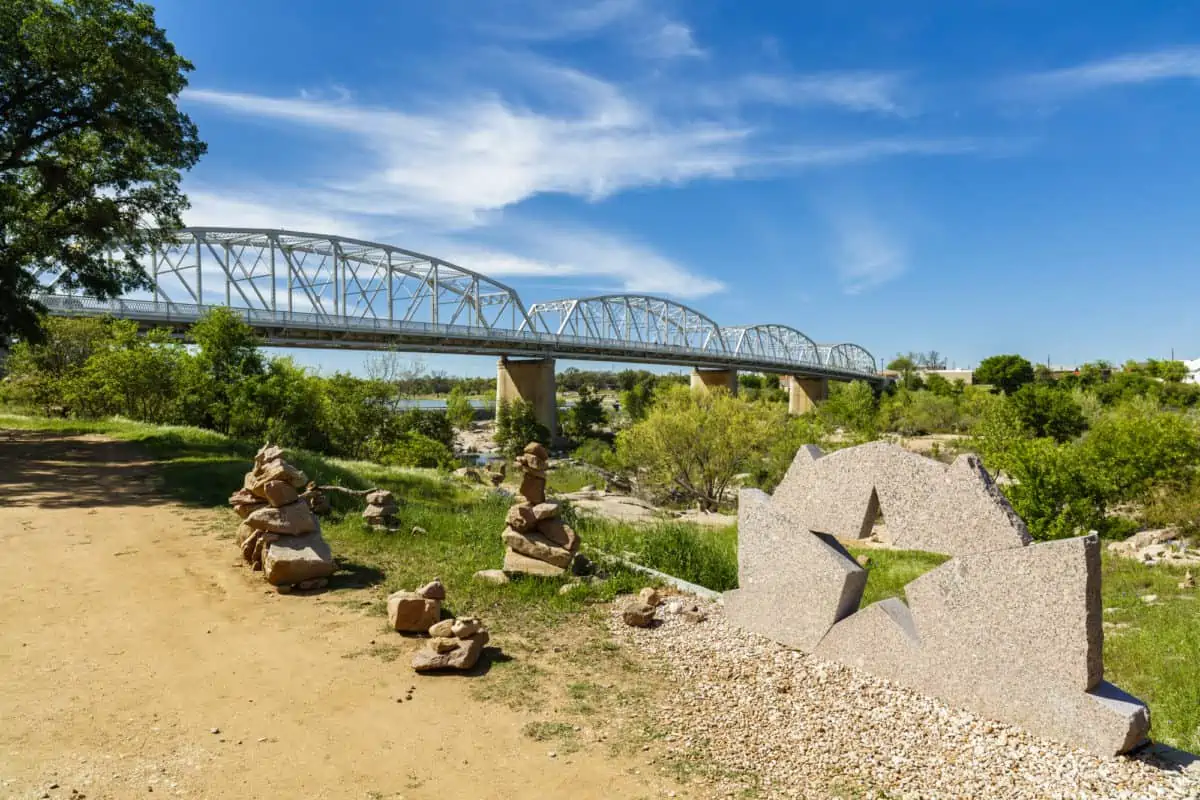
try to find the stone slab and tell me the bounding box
[503,548,566,576]
[813,534,1148,755]
[412,631,489,672]
[519,474,546,505]
[501,527,574,568]
[723,488,866,652]
[772,444,877,540]
[895,453,1031,554]
[262,529,335,586]
[261,479,299,508]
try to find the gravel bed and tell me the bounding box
[610,600,1199,800]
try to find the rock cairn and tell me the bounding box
[497,442,581,577]
[228,443,336,590]
[412,616,490,672]
[363,489,399,530]
[300,481,331,516]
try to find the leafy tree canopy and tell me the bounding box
[973,354,1035,394]
[1,0,205,342]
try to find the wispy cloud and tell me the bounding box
[701,71,911,115]
[829,213,907,295]
[479,0,705,59]
[1015,46,1200,95]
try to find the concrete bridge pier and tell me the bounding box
[690,367,738,395]
[787,376,829,415]
[496,357,557,437]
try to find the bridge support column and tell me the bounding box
[497,357,557,438]
[788,376,829,415]
[690,368,738,395]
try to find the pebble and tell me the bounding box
[609,601,1199,800]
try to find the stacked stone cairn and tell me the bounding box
[228,443,336,591]
[300,481,331,516]
[500,442,580,576]
[386,579,490,672]
[362,489,399,530]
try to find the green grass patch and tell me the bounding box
[846,547,950,607]
[548,464,606,494]
[582,519,739,591]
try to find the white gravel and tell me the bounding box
[610,600,1200,800]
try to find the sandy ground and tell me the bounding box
[0,431,677,800]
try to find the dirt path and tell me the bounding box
[0,432,674,800]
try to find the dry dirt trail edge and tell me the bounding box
[0,431,676,800]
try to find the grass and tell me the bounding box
[4,411,1199,755]
[547,463,607,494]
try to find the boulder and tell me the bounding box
[411,631,489,672]
[503,548,566,577]
[474,569,510,585]
[245,500,317,535]
[535,518,578,551]
[501,528,574,569]
[416,579,446,600]
[505,504,537,534]
[519,474,546,505]
[531,502,560,521]
[255,443,285,468]
[262,479,299,508]
[428,619,455,638]
[262,530,335,586]
[387,591,440,633]
[622,600,656,628]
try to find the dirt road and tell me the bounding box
[0,432,675,800]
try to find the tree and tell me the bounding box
[973,354,1034,394]
[1009,383,1087,442]
[1,0,206,343]
[494,399,549,457]
[817,380,878,436]
[445,385,475,431]
[562,385,606,439]
[176,307,263,432]
[67,321,183,421]
[0,315,113,413]
[617,385,785,511]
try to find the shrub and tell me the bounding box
[445,386,475,431]
[375,431,455,469]
[495,399,549,457]
[1009,383,1087,442]
[562,385,606,440]
[818,380,878,435]
[572,437,618,471]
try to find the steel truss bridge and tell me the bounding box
[35,227,880,381]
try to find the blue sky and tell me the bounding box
[152,0,1200,377]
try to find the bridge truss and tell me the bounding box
[35,227,880,381]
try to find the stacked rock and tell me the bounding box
[387,579,445,632]
[363,489,399,530]
[229,443,336,590]
[413,616,490,672]
[500,442,580,576]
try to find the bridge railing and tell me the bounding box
[35,294,879,379]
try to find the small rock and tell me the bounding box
[857,554,872,567]
[428,619,455,638]
[638,587,661,607]
[411,525,427,536]
[210,728,220,735]
[451,617,482,638]
[474,569,510,585]
[1140,594,1159,604]
[431,637,460,654]
[416,578,446,600]
[570,552,595,576]
[622,599,656,628]
[1180,571,1196,590]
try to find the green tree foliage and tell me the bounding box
[1009,383,1087,442]
[444,385,475,431]
[880,389,964,435]
[494,399,549,457]
[177,308,263,432]
[1,0,205,342]
[561,385,606,440]
[1,315,113,413]
[616,386,786,511]
[67,321,183,421]
[373,432,455,470]
[817,380,878,436]
[973,354,1035,394]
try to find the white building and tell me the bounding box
[1184,358,1200,384]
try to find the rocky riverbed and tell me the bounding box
[610,600,1199,800]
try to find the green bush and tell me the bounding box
[495,399,550,457]
[375,431,456,469]
[445,386,475,431]
[572,437,618,471]
[818,380,878,435]
[1009,383,1086,442]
